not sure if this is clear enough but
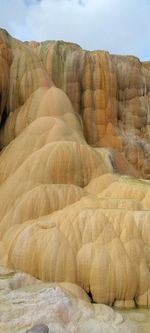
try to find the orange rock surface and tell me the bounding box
[0,29,149,306]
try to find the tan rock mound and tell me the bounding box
[0,29,149,308]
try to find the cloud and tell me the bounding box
[0,0,150,60]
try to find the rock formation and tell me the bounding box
[0,28,149,307]
[0,267,139,333]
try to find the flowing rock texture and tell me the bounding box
[0,267,138,333]
[0,28,150,307]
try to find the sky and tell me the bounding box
[0,0,150,60]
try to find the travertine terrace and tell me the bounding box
[0,28,149,307]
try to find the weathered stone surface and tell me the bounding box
[26,324,49,333]
[0,268,139,333]
[0,28,149,307]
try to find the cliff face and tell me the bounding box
[1,29,150,178]
[0,29,149,307]
[28,39,150,179]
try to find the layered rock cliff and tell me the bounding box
[0,28,149,307]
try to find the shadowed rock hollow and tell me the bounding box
[0,28,149,307]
